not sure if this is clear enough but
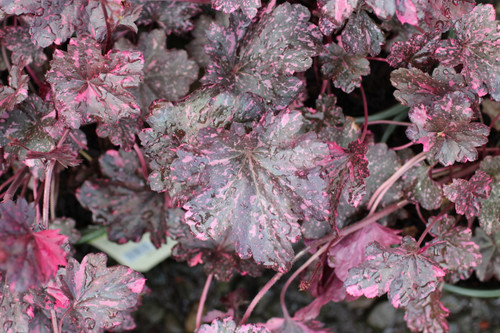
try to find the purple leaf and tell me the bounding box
[473,227,500,282]
[170,110,330,271]
[0,199,68,293]
[76,149,168,248]
[404,290,449,333]
[95,115,142,150]
[443,170,492,221]
[478,156,500,234]
[0,25,47,65]
[424,214,482,282]
[197,317,269,333]
[212,0,262,19]
[46,35,143,129]
[133,0,201,34]
[344,236,445,308]
[341,10,385,56]
[0,56,29,111]
[0,285,34,332]
[406,92,490,166]
[387,31,439,70]
[320,43,370,94]
[46,253,145,332]
[203,3,322,109]
[317,0,359,34]
[435,4,500,100]
[115,29,199,112]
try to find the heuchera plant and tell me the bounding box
[0,0,499,332]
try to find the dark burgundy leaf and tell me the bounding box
[443,170,492,221]
[406,92,490,166]
[47,253,145,332]
[170,110,330,271]
[341,10,385,56]
[0,25,47,66]
[115,29,199,112]
[320,43,370,94]
[391,67,473,108]
[403,163,442,210]
[133,0,201,34]
[404,290,449,333]
[212,0,262,19]
[46,35,143,129]
[473,227,500,282]
[0,284,34,332]
[203,3,322,109]
[197,317,269,333]
[0,199,68,293]
[478,156,500,234]
[435,4,500,100]
[424,214,482,282]
[344,236,445,308]
[387,31,439,70]
[76,149,168,248]
[316,0,359,34]
[0,56,29,111]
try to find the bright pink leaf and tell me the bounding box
[344,236,445,308]
[0,199,68,293]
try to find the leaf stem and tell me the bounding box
[416,203,452,248]
[354,104,408,123]
[50,309,60,333]
[133,143,149,181]
[443,283,500,298]
[196,273,213,329]
[359,85,369,143]
[391,141,415,151]
[367,120,411,127]
[2,166,29,202]
[366,57,387,62]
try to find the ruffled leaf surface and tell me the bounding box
[404,290,449,333]
[402,163,442,210]
[387,31,439,70]
[212,0,261,19]
[341,10,385,56]
[473,227,500,281]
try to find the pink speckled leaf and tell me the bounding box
[404,290,449,333]
[364,0,395,20]
[387,31,439,70]
[76,149,168,248]
[170,110,330,271]
[115,29,199,112]
[133,0,201,34]
[320,43,370,94]
[406,92,490,166]
[425,214,482,283]
[0,0,40,15]
[473,227,500,282]
[0,199,68,293]
[203,3,322,109]
[0,25,47,65]
[0,56,29,111]
[46,35,143,129]
[395,0,422,26]
[443,170,492,222]
[391,67,472,108]
[435,4,500,100]
[403,163,443,210]
[341,10,385,56]
[0,285,34,332]
[478,156,500,235]
[328,222,401,281]
[197,317,269,333]
[317,0,359,34]
[47,253,145,332]
[212,0,261,19]
[95,115,141,150]
[344,236,445,308]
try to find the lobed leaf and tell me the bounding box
[0,25,47,66]
[197,317,269,333]
[0,56,29,111]
[402,163,442,210]
[387,31,439,70]
[473,227,500,282]
[404,290,449,333]
[341,10,385,56]
[316,0,359,34]
[212,0,262,19]
[478,156,500,234]
[0,284,34,332]
[344,236,445,308]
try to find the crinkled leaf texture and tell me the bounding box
[387,31,439,70]
[320,43,370,94]
[317,0,359,34]
[404,290,449,333]
[170,110,330,272]
[76,149,167,248]
[435,4,500,100]
[406,92,490,166]
[46,35,143,130]
[344,236,445,308]
[424,214,481,283]
[134,0,201,34]
[0,25,47,66]
[0,284,34,332]
[478,156,500,234]
[403,163,442,210]
[47,253,146,332]
[115,29,199,112]
[203,3,322,109]
[197,317,269,333]
[212,0,261,19]
[341,10,385,56]
[0,199,68,293]
[443,170,492,221]
[473,227,500,282]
